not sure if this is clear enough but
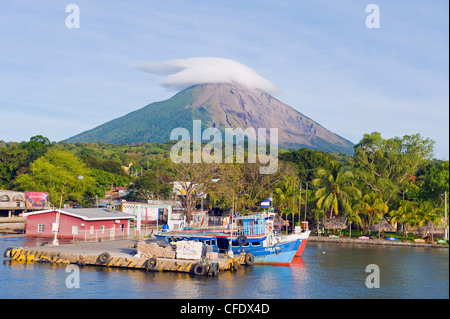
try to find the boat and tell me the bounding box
[155,212,310,266]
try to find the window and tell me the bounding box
[38,224,45,233]
[72,226,79,235]
[90,226,94,235]
[205,239,216,246]
[13,195,24,202]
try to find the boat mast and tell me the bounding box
[298,184,302,232]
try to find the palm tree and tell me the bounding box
[390,200,420,239]
[274,177,299,231]
[345,206,363,238]
[274,178,295,213]
[359,192,389,233]
[418,201,442,226]
[312,207,325,235]
[417,201,444,241]
[312,162,361,220]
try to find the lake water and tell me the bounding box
[0,236,448,299]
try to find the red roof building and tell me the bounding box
[23,208,135,239]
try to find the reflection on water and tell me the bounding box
[0,236,448,299]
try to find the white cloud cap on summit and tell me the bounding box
[136,57,279,94]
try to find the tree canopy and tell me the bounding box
[14,149,94,206]
[1,132,447,238]
[352,132,435,204]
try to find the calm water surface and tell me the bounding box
[0,236,448,299]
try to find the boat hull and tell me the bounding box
[251,239,305,266]
[155,231,310,266]
[295,239,308,257]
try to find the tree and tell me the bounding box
[279,148,335,182]
[128,169,172,202]
[219,161,298,213]
[352,132,435,205]
[390,200,420,239]
[345,208,363,238]
[207,163,240,211]
[205,159,298,215]
[29,135,51,146]
[416,161,449,205]
[0,136,53,188]
[359,192,389,233]
[312,161,361,219]
[14,149,94,206]
[247,162,297,212]
[417,201,443,227]
[0,143,28,188]
[22,135,52,164]
[171,162,221,224]
[312,207,326,234]
[274,174,300,224]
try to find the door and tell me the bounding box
[110,225,115,239]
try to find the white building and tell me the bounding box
[0,190,26,217]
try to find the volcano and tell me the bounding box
[65,83,354,154]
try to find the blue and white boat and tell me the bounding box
[155,212,310,266]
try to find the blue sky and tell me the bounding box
[0,0,448,159]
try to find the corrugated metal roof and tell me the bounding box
[24,208,135,221]
[63,208,135,220]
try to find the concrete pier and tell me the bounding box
[3,239,253,276]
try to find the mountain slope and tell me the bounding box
[66,83,354,154]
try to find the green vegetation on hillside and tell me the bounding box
[65,84,355,155]
[65,86,212,144]
[0,131,448,239]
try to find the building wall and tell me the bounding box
[26,211,130,238]
[0,190,28,217]
[0,190,26,208]
[122,203,160,223]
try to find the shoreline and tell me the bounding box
[308,235,449,249]
[2,233,448,249]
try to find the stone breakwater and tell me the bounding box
[308,236,448,249]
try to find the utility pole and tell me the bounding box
[110,184,113,206]
[32,163,35,192]
[304,183,308,221]
[292,181,295,234]
[54,175,83,246]
[445,191,448,241]
[298,183,302,228]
